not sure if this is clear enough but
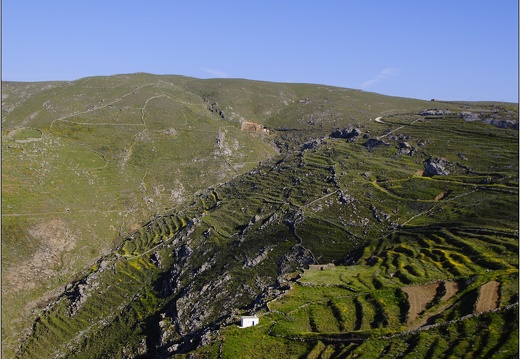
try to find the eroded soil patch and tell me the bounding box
[402,283,439,321]
[441,280,459,301]
[4,219,77,292]
[475,280,500,313]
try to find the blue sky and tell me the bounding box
[2,1,518,102]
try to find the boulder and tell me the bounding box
[457,152,467,161]
[461,112,480,121]
[302,138,324,150]
[330,127,361,141]
[423,157,450,176]
[484,119,519,130]
[397,142,416,156]
[363,138,389,150]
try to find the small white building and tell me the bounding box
[240,315,259,328]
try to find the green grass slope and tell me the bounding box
[2,74,518,358]
[3,74,278,356]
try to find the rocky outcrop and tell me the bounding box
[331,127,361,142]
[461,111,480,122]
[209,102,226,119]
[397,141,416,156]
[302,138,325,150]
[370,204,391,223]
[363,138,389,150]
[423,157,451,176]
[241,121,269,132]
[244,246,273,267]
[483,118,519,130]
[388,133,410,141]
[420,109,452,116]
[462,111,518,130]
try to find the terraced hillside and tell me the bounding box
[200,260,517,358]
[2,74,518,358]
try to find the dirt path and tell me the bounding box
[377,118,421,139]
[303,190,340,208]
[50,83,152,128]
[475,281,500,313]
[400,189,477,226]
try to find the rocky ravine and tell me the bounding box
[16,147,350,358]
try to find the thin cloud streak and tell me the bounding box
[201,68,230,78]
[360,68,401,89]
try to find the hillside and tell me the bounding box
[2,74,518,358]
